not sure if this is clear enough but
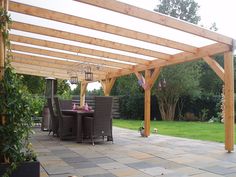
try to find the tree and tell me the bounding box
[155,62,201,120]
[111,74,143,96]
[154,0,202,121]
[154,0,201,24]
[71,83,81,95]
[56,79,71,99]
[87,87,103,96]
[21,75,45,95]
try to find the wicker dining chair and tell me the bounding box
[83,96,113,145]
[59,99,73,110]
[47,98,59,137]
[54,97,76,140]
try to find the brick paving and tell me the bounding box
[31,127,236,177]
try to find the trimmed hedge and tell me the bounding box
[118,94,225,121]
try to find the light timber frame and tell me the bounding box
[1,0,234,151]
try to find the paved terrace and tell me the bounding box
[32,127,236,177]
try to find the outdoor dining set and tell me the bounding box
[47,96,113,145]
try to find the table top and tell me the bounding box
[62,109,94,114]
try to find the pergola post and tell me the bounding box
[136,68,161,137]
[144,70,151,136]
[101,77,116,96]
[80,81,88,106]
[224,51,234,152]
[0,0,8,80]
[0,0,8,125]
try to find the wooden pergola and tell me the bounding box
[0,0,235,151]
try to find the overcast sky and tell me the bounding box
[119,0,236,39]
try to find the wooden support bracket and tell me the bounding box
[203,56,225,82]
[101,77,116,96]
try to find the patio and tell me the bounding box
[35,127,236,177]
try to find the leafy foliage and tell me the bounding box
[111,74,143,96]
[154,0,202,121]
[87,87,103,96]
[0,62,37,177]
[154,0,201,24]
[154,62,202,120]
[119,95,144,119]
[21,75,45,95]
[0,8,36,177]
[71,82,81,95]
[56,80,71,98]
[29,95,45,117]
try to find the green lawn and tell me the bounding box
[113,119,230,143]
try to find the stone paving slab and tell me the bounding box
[29,127,236,177]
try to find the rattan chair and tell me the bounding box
[83,96,113,145]
[47,98,59,136]
[54,97,76,140]
[59,99,72,110]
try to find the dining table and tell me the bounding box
[61,109,94,143]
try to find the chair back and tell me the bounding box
[94,96,113,135]
[59,99,72,110]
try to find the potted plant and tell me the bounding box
[138,121,145,137]
[0,8,39,177]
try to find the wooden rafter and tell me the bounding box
[203,56,224,81]
[11,62,101,81]
[11,57,105,78]
[9,1,198,53]
[12,64,69,80]
[10,34,151,65]
[12,22,170,60]
[11,44,132,70]
[12,52,112,74]
[14,69,69,80]
[79,0,233,45]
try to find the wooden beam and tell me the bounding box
[11,62,69,74]
[79,0,233,45]
[12,53,107,76]
[12,22,170,60]
[224,51,234,152]
[203,56,224,81]
[101,77,116,96]
[10,2,198,53]
[11,44,132,70]
[105,43,230,79]
[10,34,150,65]
[12,52,112,74]
[0,0,8,80]
[135,72,142,81]
[12,65,69,80]
[80,81,88,106]
[12,62,101,81]
[14,69,68,80]
[144,70,151,137]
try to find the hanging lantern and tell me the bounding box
[69,76,78,84]
[85,66,93,81]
